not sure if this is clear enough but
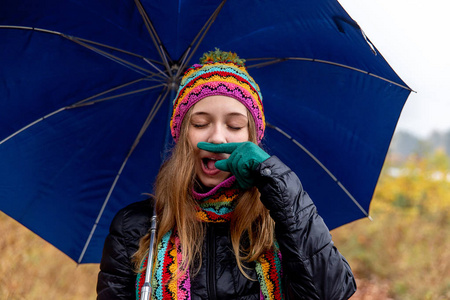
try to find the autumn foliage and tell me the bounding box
[332,150,450,299]
[1,151,449,299]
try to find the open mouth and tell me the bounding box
[202,157,218,170]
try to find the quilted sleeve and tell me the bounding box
[255,156,357,300]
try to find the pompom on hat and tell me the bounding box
[170,49,265,143]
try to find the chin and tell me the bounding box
[199,177,225,188]
[197,173,230,188]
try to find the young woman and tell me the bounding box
[97,50,356,300]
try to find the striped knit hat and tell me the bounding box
[170,49,265,143]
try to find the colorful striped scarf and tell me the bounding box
[136,177,283,300]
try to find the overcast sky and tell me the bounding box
[338,0,449,138]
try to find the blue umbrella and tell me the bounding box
[0,0,411,264]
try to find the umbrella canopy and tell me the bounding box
[0,0,411,263]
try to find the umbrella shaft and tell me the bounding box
[141,284,151,300]
[140,214,157,300]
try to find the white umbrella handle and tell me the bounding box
[140,211,157,300]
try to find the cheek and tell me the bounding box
[187,129,201,147]
[229,128,250,142]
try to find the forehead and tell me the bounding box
[190,95,248,115]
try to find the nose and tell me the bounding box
[207,124,227,144]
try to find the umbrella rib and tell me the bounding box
[0,107,67,146]
[0,78,165,146]
[175,50,191,79]
[72,76,165,106]
[68,36,159,77]
[134,0,173,76]
[70,83,166,108]
[0,25,165,79]
[144,57,169,79]
[178,0,227,76]
[246,57,413,91]
[360,29,377,55]
[75,36,169,77]
[0,25,60,34]
[70,36,164,66]
[77,86,170,264]
[267,123,372,219]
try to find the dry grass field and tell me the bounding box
[1,151,449,299]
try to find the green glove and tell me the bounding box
[197,142,270,189]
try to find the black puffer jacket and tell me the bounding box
[97,156,356,299]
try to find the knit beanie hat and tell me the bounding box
[170,49,265,143]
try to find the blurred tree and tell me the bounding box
[332,150,450,300]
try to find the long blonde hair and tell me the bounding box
[133,110,275,277]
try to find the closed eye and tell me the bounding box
[192,123,208,128]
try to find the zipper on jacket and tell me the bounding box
[206,225,217,300]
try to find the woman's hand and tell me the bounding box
[197,142,270,189]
